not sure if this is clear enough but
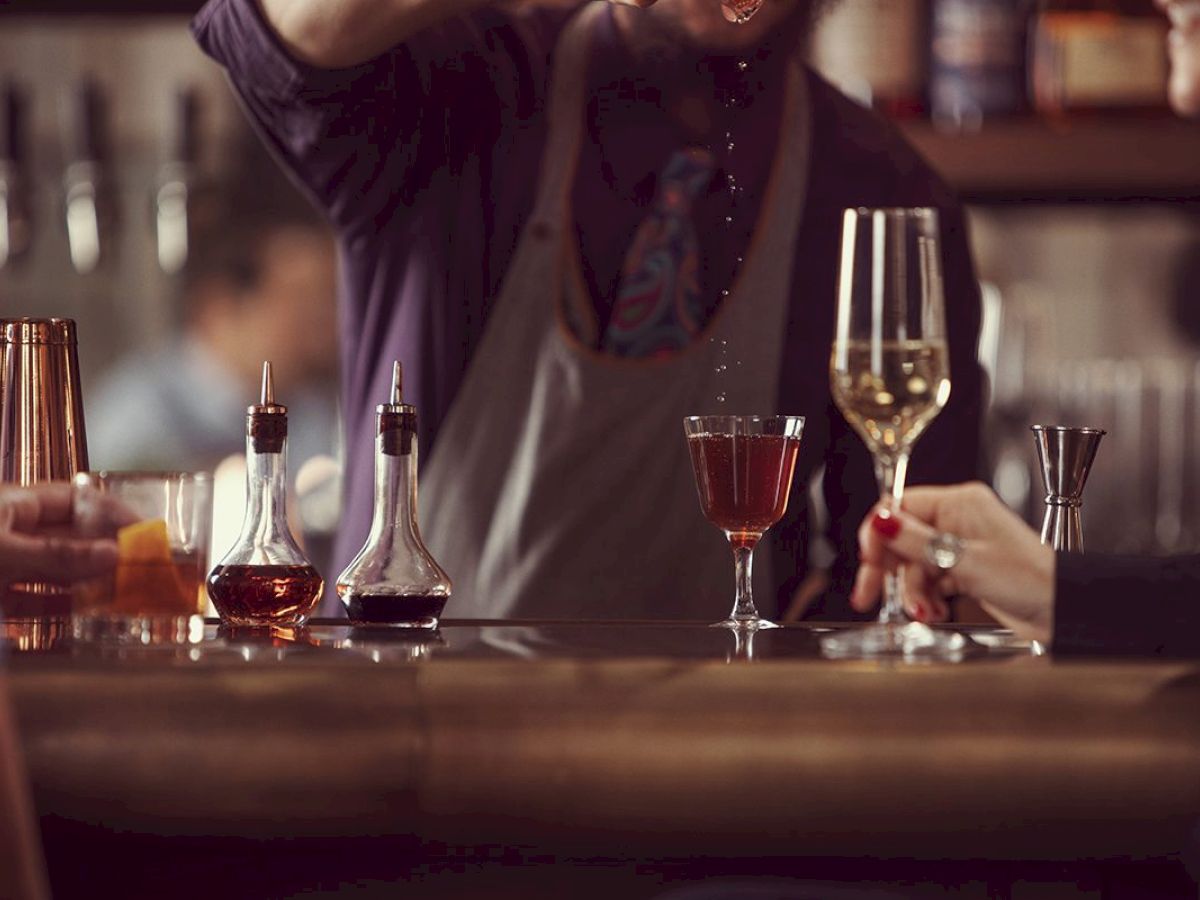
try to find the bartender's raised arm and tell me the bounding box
[258,0,491,68]
[192,0,566,233]
[234,0,658,70]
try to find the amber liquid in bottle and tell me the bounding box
[207,362,323,628]
[208,565,324,627]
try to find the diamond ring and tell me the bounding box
[924,531,965,572]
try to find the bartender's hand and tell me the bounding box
[850,482,1056,644]
[0,483,117,585]
[1158,0,1200,116]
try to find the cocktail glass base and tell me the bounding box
[710,617,780,631]
[819,621,967,661]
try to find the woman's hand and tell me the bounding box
[850,482,1057,644]
[0,483,117,585]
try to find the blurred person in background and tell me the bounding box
[86,184,339,478]
[192,0,986,622]
[847,0,1200,659]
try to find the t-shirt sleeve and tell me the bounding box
[1054,551,1200,657]
[191,0,559,237]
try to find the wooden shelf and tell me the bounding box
[899,117,1200,202]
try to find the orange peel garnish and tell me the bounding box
[113,519,188,613]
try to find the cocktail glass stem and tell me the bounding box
[729,539,760,624]
[874,451,909,627]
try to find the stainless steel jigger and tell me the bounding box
[1031,425,1106,553]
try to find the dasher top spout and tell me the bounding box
[378,360,417,457]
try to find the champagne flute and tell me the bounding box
[821,208,967,660]
[684,414,805,630]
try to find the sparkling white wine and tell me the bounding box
[831,339,951,455]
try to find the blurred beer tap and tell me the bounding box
[62,78,117,275]
[155,87,201,276]
[0,82,33,271]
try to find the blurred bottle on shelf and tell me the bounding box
[154,88,203,276]
[930,0,1031,130]
[1030,0,1169,114]
[809,0,927,118]
[61,77,118,275]
[0,82,33,270]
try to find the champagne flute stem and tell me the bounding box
[729,541,758,624]
[874,452,910,507]
[873,451,910,626]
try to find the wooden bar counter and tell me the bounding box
[5,619,1200,897]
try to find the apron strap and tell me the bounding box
[530,2,607,227]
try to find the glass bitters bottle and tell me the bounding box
[336,361,451,628]
[207,361,323,627]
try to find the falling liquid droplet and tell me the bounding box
[735,256,744,265]
[716,393,727,403]
[720,289,730,298]
[724,216,733,225]
[737,60,749,72]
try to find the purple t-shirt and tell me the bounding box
[192,0,985,619]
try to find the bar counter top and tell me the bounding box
[6,618,1200,876]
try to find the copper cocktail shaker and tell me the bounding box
[0,317,88,484]
[0,318,89,616]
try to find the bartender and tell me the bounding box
[192,0,984,621]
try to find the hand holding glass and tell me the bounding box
[822,207,966,659]
[72,471,212,622]
[685,415,804,630]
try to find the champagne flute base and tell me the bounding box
[711,617,780,631]
[819,621,968,661]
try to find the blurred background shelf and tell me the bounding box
[900,117,1200,203]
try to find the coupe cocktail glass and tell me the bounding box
[684,414,804,630]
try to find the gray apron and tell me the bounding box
[420,2,812,619]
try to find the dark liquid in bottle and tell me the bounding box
[207,564,323,627]
[342,591,446,629]
[687,433,800,548]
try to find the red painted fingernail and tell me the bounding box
[870,510,901,539]
[913,603,928,622]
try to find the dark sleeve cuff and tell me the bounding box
[1053,551,1200,657]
